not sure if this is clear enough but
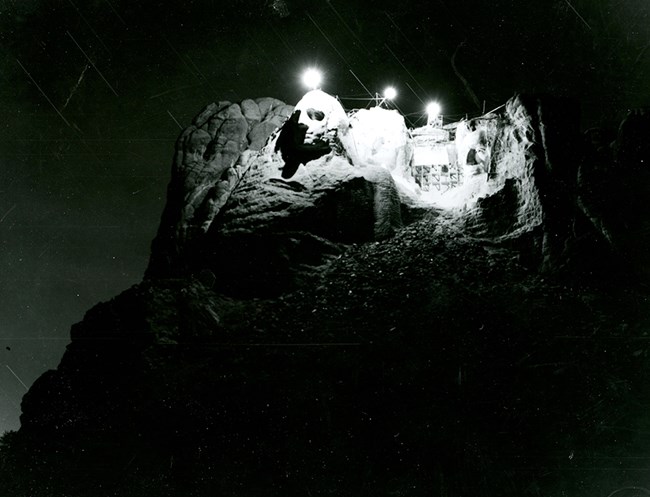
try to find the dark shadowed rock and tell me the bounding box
[200,154,403,296]
[4,94,650,497]
[462,95,590,271]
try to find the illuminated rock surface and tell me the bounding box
[148,92,413,295]
[2,95,650,497]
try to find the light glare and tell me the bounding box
[426,101,441,116]
[302,68,322,89]
[383,86,397,100]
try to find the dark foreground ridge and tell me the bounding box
[1,95,649,497]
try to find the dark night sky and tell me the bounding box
[1,0,649,433]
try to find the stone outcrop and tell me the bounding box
[460,95,580,270]
[147,98,295,278]
[428,97,650,279]
[148,93,409,296]
[459,95,650,277]
[201,154,403,296]
[4,94,650,497]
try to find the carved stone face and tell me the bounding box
[294,90,348,141]
[345,106,410,171]
[306,108,325,122]
[299,107,327,139]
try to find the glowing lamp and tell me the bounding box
[426,101,441,117]
[383,86,397,100]
[426,101,442,126]
[302,68,322,90]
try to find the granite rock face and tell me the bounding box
[148,95,408,296]
[461,95,580,270]
[458,95,650,277]
[4,95,650,497]
[147,98,295,278]
[201,154,403,296]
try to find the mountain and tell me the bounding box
[1,93,649,497]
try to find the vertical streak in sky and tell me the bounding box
[65,0,112,52]
[103,0,127,27]
[565,0,592,30]
[5,365,28,391]
[0,204,17,223]
[384,43,428,96]
[66,31,119,97]
[15,59,72,127]
[62,64,90,110]
[348,70,374,98]
[405,82,425,105]
[167,110,183,130]
[305,13,352,69]
[326,2,370,55]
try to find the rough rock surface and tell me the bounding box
[198,153,403,296]
[457,95,650,278]
[345,106,412,175]
[460,96,578,258]
[148,97,295,278]
[3,95,650,497]
[149,94,409,296]
[5,215,649,497]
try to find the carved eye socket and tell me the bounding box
[306,108,325,121]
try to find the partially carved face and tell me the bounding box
[294,90,349,143]
[299,107,328,140]
[306,108,326,122]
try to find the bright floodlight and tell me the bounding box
[302,68,322,89]
[383,86,397,100]
[426,101,441,116]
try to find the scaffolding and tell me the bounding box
[413,162,462,192]
[410,127,461,192]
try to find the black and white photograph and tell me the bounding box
[1,1,649,495]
